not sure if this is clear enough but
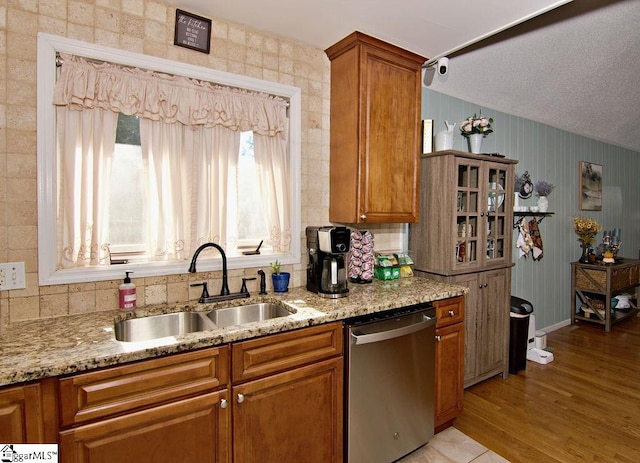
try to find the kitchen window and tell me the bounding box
[37,34,301,285]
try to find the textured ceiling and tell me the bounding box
[170,0,640,153]
[427,0,640,153]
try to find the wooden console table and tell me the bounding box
[571,258,640,332]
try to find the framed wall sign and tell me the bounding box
[174,9,211,54]
[579,161,602,211]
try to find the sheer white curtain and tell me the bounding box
[138,122,241,259]
[53,54,291,268]
[57,107,116,268]
[139,118,192,260]
[254,131,291,252]
[192,125,241,251]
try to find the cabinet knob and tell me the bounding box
[220,399,228,409]
[360,214,367,220]
[436,335,442,342]
[237,393,245,404]
[448,310,455,317]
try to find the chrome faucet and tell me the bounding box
[188,242,230,296]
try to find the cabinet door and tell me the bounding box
[357,45,421,223]
[232,357,343,463]
[59,391,230,463]
[451,273,480,385]
[454,158,483,271]
[435,322,465,430]
[476,269,509,381]
[484,162,512,266]
[0,383,45,443]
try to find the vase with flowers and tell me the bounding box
[534,180,554,212]
[460,112,493,154]
[573,216,602,263]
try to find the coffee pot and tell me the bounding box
[306,226,350,298]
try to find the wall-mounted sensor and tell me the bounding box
[437,57,449,76]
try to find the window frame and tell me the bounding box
[37,33,301,286]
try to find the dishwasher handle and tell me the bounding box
[350,315,436,345]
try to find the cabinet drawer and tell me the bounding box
[434,296,465,328]
[59,346,229,427]
[232,322,343,383]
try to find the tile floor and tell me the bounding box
[397,427,510,463]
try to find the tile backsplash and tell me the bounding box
[0,2,407,329]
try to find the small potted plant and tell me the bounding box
[534,180,554,212]
[270,260,290,292]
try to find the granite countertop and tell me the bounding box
[0,277,467,387]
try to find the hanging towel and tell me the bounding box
[516,218,533,259]
[528,218,544,261]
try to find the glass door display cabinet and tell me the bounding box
[410,150,517,388]
[410,151,517,276]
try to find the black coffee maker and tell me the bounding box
[306,226,350,298]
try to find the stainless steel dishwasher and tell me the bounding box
[344,302,436,463]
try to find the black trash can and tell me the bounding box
[509,296,534,374]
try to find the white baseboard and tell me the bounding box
[540,319,571,333]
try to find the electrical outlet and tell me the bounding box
[0,262,26,291]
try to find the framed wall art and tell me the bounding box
[579,161,602,211]
[174,9,212,54]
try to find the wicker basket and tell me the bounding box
[575,268,607,292]
[575,266,633,292]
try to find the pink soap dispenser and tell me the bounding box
[119,271,137,310]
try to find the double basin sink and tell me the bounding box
[114,302,293,342]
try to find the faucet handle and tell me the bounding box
[190,282,210,303]
[240,277,256,295]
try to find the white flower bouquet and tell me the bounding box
[460,113,493,137]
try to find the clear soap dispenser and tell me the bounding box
[119,271,136,310]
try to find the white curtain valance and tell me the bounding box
[53,54,288,136]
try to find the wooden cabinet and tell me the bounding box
[58,346,231,463]
[411,152,514,388]
[231,323,343,463]
[457,269,511,387]
[434,296,465,432]
[571,259,640,332]
[0,382,47,443]
[325,31,425,224]
[56,323,343,463]
[423,270,510,388]
[410,151,517,274]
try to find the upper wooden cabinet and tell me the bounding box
[325,32,426,224]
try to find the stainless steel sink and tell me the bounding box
[114,311,216,342]
[206,303,292,328]
[114,303,294,342]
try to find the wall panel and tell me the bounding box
[423,89,640,329]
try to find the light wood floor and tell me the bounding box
[454,315,640,463]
